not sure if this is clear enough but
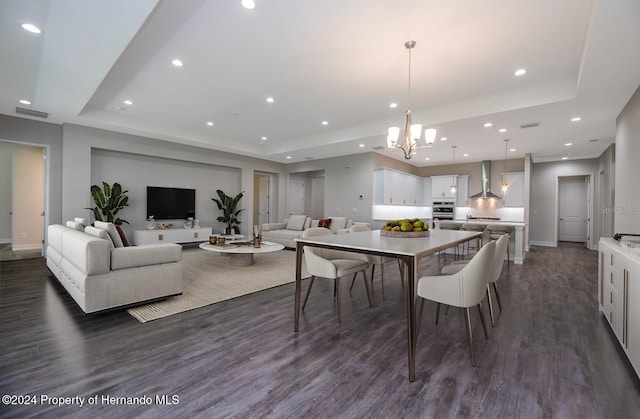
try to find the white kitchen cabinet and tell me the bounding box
[456,175,469,207]
[599,238,640,379]
[423,177,432,207]
[431,175,456,199]
[373,169,423,206]
[502,172,524,207]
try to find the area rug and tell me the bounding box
[127,248,308,323]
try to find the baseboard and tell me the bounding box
[0,238,11,244]
[11,244,43,252]
[529,241,557,247]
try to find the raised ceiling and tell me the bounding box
[1,0,639,166]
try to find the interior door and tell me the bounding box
[558,178,586,242]
[584,175,591,248]
[289,177,305,215]
[258,175,270,225]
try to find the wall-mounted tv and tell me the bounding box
[147,186,196,220]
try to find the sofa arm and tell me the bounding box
[111,244,182,270]
[262,222,287,232]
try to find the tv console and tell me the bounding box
[133,227,212,245]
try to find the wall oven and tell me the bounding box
[432,200,455,220]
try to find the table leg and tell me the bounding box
[405,256,417,382]
[294,242,303,332]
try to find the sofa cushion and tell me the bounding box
[286,215,308,231]
[111,244,181,270]
[329,216,347,234]
[318,218,331,229]
[66,221,85,231]
[115,225,130,247]
[95,221,124,248]
[85,226,114,249]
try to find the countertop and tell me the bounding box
[434,219,527,227]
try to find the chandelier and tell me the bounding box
[387,40,436,159]
[500,139,510,195]
[450,145,457,195]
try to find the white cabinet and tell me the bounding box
[502,172,524,207]
[599,238,640,378]
[133,227,212,245]
[423,177,432,207]
[431,175,456,199]
[456,175,469,207]
[374,169,423,206]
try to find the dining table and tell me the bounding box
[294,229,483,382]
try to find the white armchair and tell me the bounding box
[302,227,372,322]
[416,240,496,367]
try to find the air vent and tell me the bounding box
[304,157,314,160]
[16,107,49,119]
[520,121,540,129]
[372,146,386,150]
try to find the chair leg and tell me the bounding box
[506,240,510,263]
[379,263,386,300]
[361,271,373,308]
[435,302,441,325]
[417,297,425,337]
[349,275,356,292]
[493,282,502,312]
[464,307,476,367]
[486,286,496,327]
[478,304,489,339]
[336,277,342,323]
[302,276,316,310]
[397,259,405,290]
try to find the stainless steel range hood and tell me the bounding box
[469,160,502,199]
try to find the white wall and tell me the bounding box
[0,142,13,242]
[62,124,287,237]
[597,144,615,239]
[614,85,640,234]
[530,159,599,247]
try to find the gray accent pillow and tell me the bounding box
[286,215,308,231]
[94,221,124,248]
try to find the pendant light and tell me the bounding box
[450,145,457,195]
[500,139,510,195]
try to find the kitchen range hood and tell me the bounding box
[469,160,502,199]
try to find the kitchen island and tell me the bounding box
[434,219,528,265]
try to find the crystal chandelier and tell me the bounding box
[387,41,436,159]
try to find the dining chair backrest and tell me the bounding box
[302,227,348,261]
[349,224,371,233]
[489,233,509,284]
[457,240,496,307]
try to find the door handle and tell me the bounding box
[560,218,564,221]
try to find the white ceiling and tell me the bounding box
[2,0,639,166]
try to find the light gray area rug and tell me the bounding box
[128,248,308,323]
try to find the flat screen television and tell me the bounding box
[146,186,196,220]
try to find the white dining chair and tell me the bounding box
[302,227,372,322]
[416,240,496,367]
[487,224,512,263]
[348,224,403,300]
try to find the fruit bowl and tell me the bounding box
[380,229,430,238]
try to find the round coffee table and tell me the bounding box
[199,241,285,267]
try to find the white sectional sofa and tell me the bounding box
[261,215,371,248]
[46,222,183,313]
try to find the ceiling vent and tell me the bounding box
[372,146,386,150]
[16,107,49,119]
[520,121,540,129]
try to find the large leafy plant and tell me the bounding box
[85,182,130,225]
[212,189,244,234]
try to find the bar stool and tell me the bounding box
[461,223,484,256]
[438,222,462,260]
[487,224,513,263]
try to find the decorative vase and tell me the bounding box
[147,219,156,229]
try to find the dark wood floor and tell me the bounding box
[1,243,639,418]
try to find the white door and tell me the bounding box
[310,176,324,220]
[289,177,305,215]
[558,178,586,242]
[584,176,591,248]
[258,176,270,225]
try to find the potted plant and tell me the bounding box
[85,181,130,225]
[212,189,244,234]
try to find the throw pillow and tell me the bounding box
[286,214,308,231]
[73,217,88,227]
[318,218,331,229]
[115,225,130,247]
[94,221,124,248]
[329,216,347,234]
[65,221,84,231]
[84,226,114,249]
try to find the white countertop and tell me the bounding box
[434,219,527,227]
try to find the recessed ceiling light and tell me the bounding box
[123,100,133,105]
[565,142,573,146]
[359,144,365,148]
[510,148,516,152]
[514,68,527,76]
[206,121,214,126]
[321,121,328,126]
[21,23,41,34]
[499,128,507,133]
[484,122,492,128]
[171,59,183,67]
[261,136,267,140]
[19,99,31,105]
[424,157,430,161]
[463,153,469,157]
[571,117,582,122]
[440,137,448,141]
[562,156,568,160]
[389,102,398,108]
[241,0,255,9]
[286,155,291,159]
[266,97,274,103]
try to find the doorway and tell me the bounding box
[0,141,46,261]
[558,175,591,248]
[253,172,274,226]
